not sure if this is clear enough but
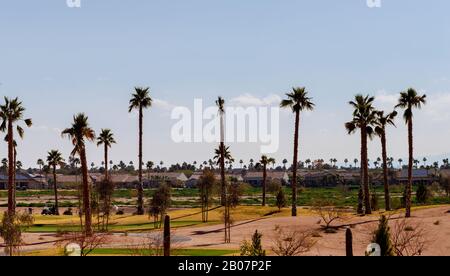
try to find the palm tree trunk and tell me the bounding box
[7,120,14,216]
[381,131,391,211]
[137,106,145,215]
[406,119,413,218]
[53,165,59,215]
[104,144,108,181]
[220,143,226,206]
[262,164,267,206]
[80,147,92,236]
[291,111,300,217]
[361,125,371,214]
[13,146,17,212]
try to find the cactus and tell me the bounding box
[163,215,170,256]
[346,228,353,257]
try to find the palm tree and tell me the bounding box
[398,158,403,169]
[0,97,32,215]
[353,158,358,169]
[422,157,427,168]
[37,158,44,175]
[47,150,65,215]
[146,161,154,180]
[280,87,315,217]
[344,159,349,168]
[259,155,275,206]
[216,96,227,206]
[97,129,116,181]
[396,88,426,218]
[374,110,397,211]
[128,87,152,215]
[345,94,376,215]
[62,113,96,235]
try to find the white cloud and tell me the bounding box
[230,93,281,107]
[153,98,175,111]
[374,89,398,111]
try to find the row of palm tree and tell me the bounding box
[345,89,426,217]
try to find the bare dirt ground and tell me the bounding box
[6,205,450,256]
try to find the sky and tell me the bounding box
[1,0,450,169]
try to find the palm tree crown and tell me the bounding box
[0,97,32,138]
[61,113,95,155]
[374,110,398,136]
[47,150,64,168]
[345,94,377,136]
[396,88,426,123]
[97,129,116,148]
[214,145,234,165]
[128,87,152,112]
[280,87,315,112]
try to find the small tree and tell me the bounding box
[275,188,287,211]
[0,212,34,256]
[198,170,216,222]
[240,230,266,256]
[416,183,430,204]
[372,215,394,256]
[95,179,115,232]
[149,184,171,228]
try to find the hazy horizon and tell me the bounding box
[1,0,450,168]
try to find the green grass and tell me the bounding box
[26,220,214,233]
[90,248,238,256]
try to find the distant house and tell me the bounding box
[243,171,289,187]
[91,172,188,189]
[146,172,188,188]
[394,169,436,185]
[0,171,48,190]
[185,172,244,188]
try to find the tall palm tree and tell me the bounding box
[62,113,95,235]
[345,94,376,215]
[259,155,275,206]
[216,96,227,205]
[398,158,403,168]
[97,129,116,181]
[0,97,32,215]
[280,87,315,217]
[396,88,426,218]
[374,110,397,211]
[128,87,152,215]
[47,150,65,215]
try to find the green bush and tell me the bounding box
[240,230,266,256]
[372,215,394,256]
[416,183,430,204]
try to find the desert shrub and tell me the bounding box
[275,188,287,211]
[371,192,379,211]
[271,226,316,256]
[267,181,282,194]
[390,219,429,256]
[312,199,345,230]
[240,230,266,256]
[229,183,243,208]
[372,215,394,256]
[416,183,430,204]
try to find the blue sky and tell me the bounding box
[1,0,450,168]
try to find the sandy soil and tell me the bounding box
[4,206,450,256]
